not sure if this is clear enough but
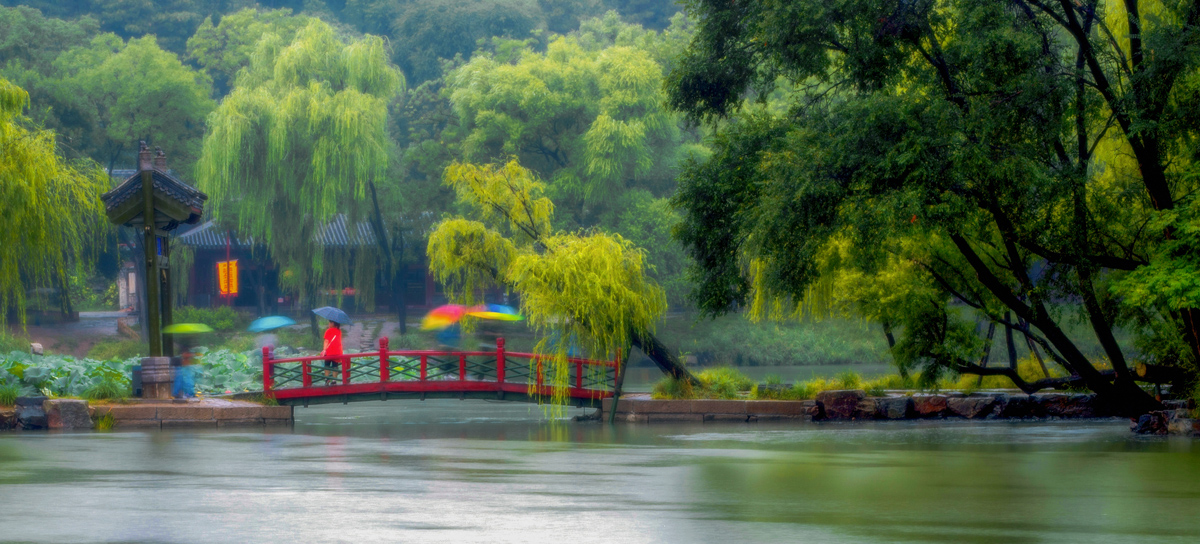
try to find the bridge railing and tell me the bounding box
[261,337,619,402]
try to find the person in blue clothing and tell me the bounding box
[172,339,197,399]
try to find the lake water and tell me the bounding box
[1,400,1198,543]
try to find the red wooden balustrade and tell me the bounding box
[261,337,620,403]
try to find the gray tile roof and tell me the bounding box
[176,215,376,249]
[101,168,207,226]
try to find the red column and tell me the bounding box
[379,337,390,383]
[262,346,272,393]
[342,355,350,385]
[302,361,312,388]
[459,354,466,381]
[496,337,505,384]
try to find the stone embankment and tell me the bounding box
[1,397,293,431]
[603,390,1198,436]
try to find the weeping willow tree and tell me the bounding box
[428,159,697,407]
[196,20,404,319]
[0,76,107,325]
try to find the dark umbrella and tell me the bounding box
[312,306,352,325]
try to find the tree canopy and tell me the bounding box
[0,77,107,324]
[196,18,404,308]
[427,159,692,405]
[668,0,1200,414]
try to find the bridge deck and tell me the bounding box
[262,337,619,407]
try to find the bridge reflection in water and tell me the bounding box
[262,338,619,407]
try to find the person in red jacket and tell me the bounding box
[321,320,343,386]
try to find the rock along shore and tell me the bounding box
[601,390,1198,436]
[1,397,293,431]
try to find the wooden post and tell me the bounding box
[161,236,173,357]
[141,166,162,357]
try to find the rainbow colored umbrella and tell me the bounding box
[467,304,522,321]
[421,304,466,330]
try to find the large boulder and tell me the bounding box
[994,394,1040,418]
[875,397,913,419]
[1036,393,1099,418]
[912,394,948,417]
[44,399,92,429]
[815,390,866,420]
[854,397,879,420]
[1132,411,1169,434]
[947,396,998,419]
[0,408,15,430]
[15,396,47,430]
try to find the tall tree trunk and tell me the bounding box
[630,329,698,384]
[1005,311,1018,370]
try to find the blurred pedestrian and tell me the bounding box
[172,339,197,399]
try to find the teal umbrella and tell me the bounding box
[249,316,297,332]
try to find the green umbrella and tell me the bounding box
[163,323,214,334]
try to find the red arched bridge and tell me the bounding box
[261,338,619,407]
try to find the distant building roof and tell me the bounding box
[176,215,376,249]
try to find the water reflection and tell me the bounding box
[0,401,1197,543]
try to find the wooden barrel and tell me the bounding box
[139,357,174,399]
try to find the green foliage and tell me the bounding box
[0,351,132,398]
[174,305,243,332]
[0,383,17,406]
[86,339,144,361]
[94,411,115,430]
[445,32,695,227]
[651,366,752,399]
[0,6,98,76]
[0,76,107,325]
[48,33,215,171]
[83,377,128,400]
[667,0,1200,409]
[190,347,261,394]
[0,330,28,354]
[429,159,668,406]
[197,19,403,308]
[186,8,310,94]
[660,314,889,367]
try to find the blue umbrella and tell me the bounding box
[312,306,352,325]
[248,316,297,332]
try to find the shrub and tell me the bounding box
[0,330,28,354]
[651,367,754,399]
[87,339,145,361]
[174,305,244,332]
[95,412,115,430]
[0,383,18,406]
[83,378,128,400]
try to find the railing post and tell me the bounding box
[379,337,389,383]
[420,355,427,381]
[262,346,272,394]
[496,337,505,384]
[575,359,583,391]
[302,360,312,388]
[342,355,350,385]
[459,354,466,381]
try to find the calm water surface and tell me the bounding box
[1,401,1198,543]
